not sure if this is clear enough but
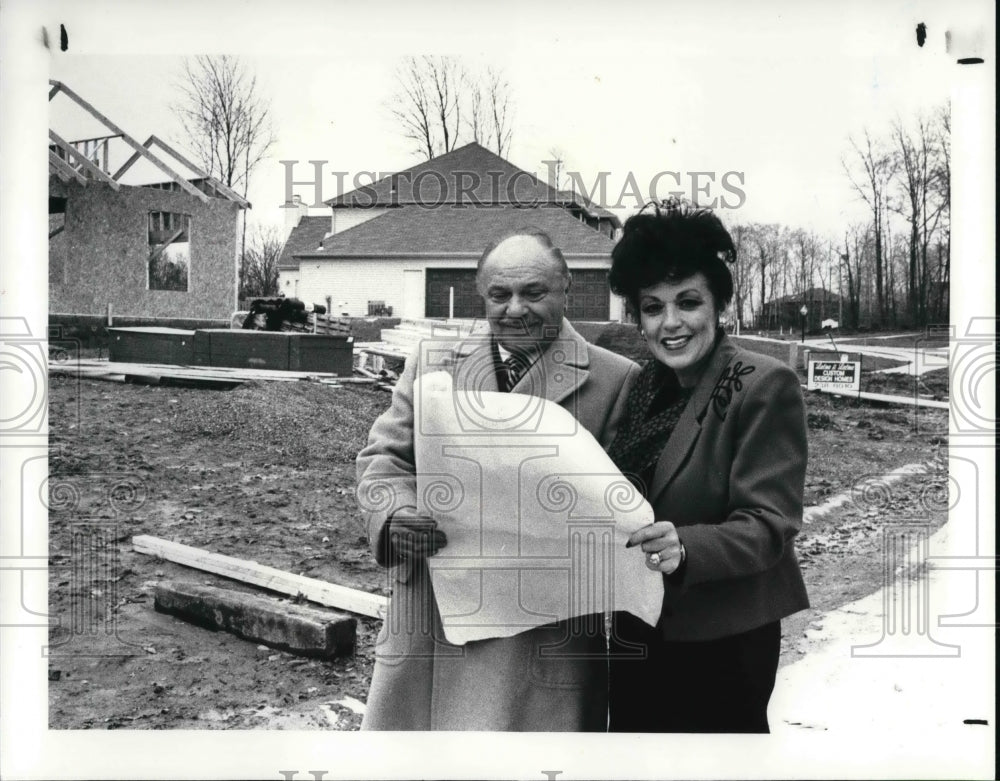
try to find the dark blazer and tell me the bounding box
[649,334,809,641]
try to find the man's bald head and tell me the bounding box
[476,228,572,353]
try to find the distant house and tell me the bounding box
[48,81,249,322]
[278,142,624,321]
[762,287,846,331]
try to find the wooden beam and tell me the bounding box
[48,130,120,190]
[50,80,209,203]
[48,151,87,185]
[61,131,123,146]
[148,135,251,208]
[148,226,186,264]
[132,535,388,619]
[154,581,356,658]
[111,147,144,182]
[48,82,61,100]
[49,358,368,384]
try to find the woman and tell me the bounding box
[605,201,809,733]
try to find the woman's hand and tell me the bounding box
[627,521,684,574]
[387,510,447,562]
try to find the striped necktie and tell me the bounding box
[503,354,527,392]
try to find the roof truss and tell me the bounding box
[49,150,88,185]
[114,134,250,208]
[48,129,121,189]
[49,80,209,204]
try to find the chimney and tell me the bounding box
[284,194,308,237]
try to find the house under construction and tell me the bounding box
[48,81,250,322]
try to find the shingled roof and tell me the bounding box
[278,216,329,268]
[302,204,614,257]
[326,142,574,209]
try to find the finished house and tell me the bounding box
[279,143,624,322]
[48,81,249,322]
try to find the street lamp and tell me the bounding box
[800,305,808,343]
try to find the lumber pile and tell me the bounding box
[50,358,377,387]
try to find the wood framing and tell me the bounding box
[48,129,121,190]
[49,79,209,203]
[48,150,87,185]
[114,134,251,208]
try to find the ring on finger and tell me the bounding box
[648,552,661,566]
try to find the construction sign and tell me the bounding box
[808,359,861,393]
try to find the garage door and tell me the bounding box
[425,269,484,318]
[425,267,609,320]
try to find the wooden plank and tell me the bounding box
[62,358,340,380]
[111,148,144,182]
[154,581,356,658]
[51,358,377,387]
[147,226,186,264]
[49,80,209,203]
[133,535,388,619]
[48,130,121,189]
[48,150,87,185]
[147,135,251,207]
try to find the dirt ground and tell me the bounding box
[47,362,949,730]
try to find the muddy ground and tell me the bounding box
[47,363,949,730]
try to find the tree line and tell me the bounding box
[722,105,950,333]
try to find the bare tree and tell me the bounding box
[173,56,275,281]
[391,57,515,160]
[930,104,951,322]
[467,73,487,148]
[843,130,894,327]
[240,224,283,300]
[747,224,784,329]
[728,222,757,333]
[890,112,948,326]
[390,56,463,159]
[485,66,513,157]
[392,57,437,160]
[841,225,869,329]
[173,56,275,194]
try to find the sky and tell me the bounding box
[44,0,973,243]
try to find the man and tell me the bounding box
[356,228,640,730]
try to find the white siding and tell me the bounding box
[330,207,390,235]
[295,256,624,320]
[279,270,301,299]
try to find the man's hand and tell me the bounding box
[387,510,447,563]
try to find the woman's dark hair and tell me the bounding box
[609,200,736,316]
